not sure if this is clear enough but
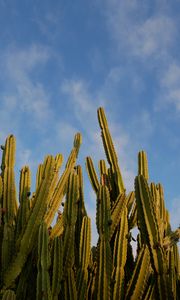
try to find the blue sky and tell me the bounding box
[0,0,180,244]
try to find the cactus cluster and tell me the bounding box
[0,108,179,299]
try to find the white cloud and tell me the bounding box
[1,44,52,123]
[156,63,180,112]
[61,79,97,117]
[5,44,50,76]
[103,0,176,60]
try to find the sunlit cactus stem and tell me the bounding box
[97,107,125,195]
[36,222,51,300]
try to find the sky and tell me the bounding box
[0,0,180,246]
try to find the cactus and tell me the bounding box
[50,213,64,240]
[94,186,112,300]
[51,236,63,300]
[2,289,16,300]
[36,222,51,300]
[125,245,151,299]
[85,157,99,194]
[61,169,79,293]
[45,133,81,227]
[97,107,125,195]
[0,108,179,299]
[138,151,149,181]
[0,135,18,283]
[135,175,170,299]
[15,166,31,239]
[1,135,17,223]
[77,216,91,300]
[3,155,56,289]
[112,207,128,300]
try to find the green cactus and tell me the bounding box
[45,133,81,227]
[1,135,17,223]
[64,269,77,300]
[85,157,99,194]
[2,289,16,300]
[62,171,78,274]
[110,193,127,240]
[50,213,64,240]
[138,151,149,181]
[77,216,91,300]
[97,107,125,195]
[3,155,56,289]
[125,245,151,300]
[0,136,17,279]
[36,222,51,300]
[94,186,112,300]
[135,174,178,299]
[16,166,31,239]
[51,236,63,300]
[0,108,179,299]
[112,207,128,300]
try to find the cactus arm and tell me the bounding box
[114,208,128,268]
[143,276,156,300]
[3,155,56,288]
[16,166,31,239]
[1,223,15,279]
[128,202,137,230]
[135,175,162,271]
[63,172,78,274]
[50,214,64,239]
[51,236,63,300]
[96,237,111,300]
[110,193,127,240]
[74,165,87,265]
[16,254,34,300]
[2,135,17,223]
[167,246,177,299]
[35,163,43,191]
[79,216,91,269]
[99,160,109,187]
[45,133,81,227]
[63,226,74,273]
[135,175,170,299]
[157,183,166,224]
[64,269,77,300]
[95,186,112,300]
[112,207,128,300]
[96,186,111,238]
[85,157,99,194]
[127,191,135,215]
[97,107,125,194]
[47,154,63,209]
[36,222,52,300]
[2,290,16,300]
[76,165,87,216]
[138,151,149,181]
[125,245,151,300]
[77,216,91,300]
[0,136,18,279]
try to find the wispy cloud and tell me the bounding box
[1,44,53,124]
[103,0,177,60]
[156,63,180,112]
